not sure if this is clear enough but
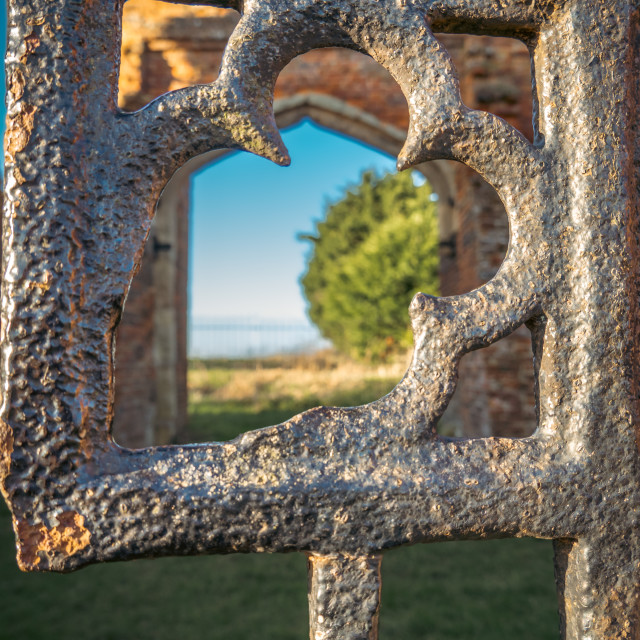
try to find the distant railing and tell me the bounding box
[188,318,331,358]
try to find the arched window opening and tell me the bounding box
[114,11,538,447]
[185,119,441,444]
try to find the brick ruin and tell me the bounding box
[113,0,537,447]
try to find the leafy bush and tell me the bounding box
[301,170,439,360]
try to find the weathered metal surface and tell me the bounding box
[2,0,640,638]
[308,554,382,640]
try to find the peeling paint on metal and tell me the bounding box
[15,511,91,570]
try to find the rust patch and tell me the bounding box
[26,15,46,27]
[21,33,40,62]
[11,166,26,186]
[16,511,91,570]
[5,103,37,156]
[7,68,25,102]
[0,419,13,503]
[26,272,53,294]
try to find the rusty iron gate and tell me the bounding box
[2,0,640,638]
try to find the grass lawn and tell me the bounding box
[0,355,559,639]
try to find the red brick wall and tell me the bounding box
[114,1,537,444]
[113,242,156,448]
[441,36,537,438]
[174,179,190,444]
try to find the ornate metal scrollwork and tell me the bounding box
[2,0,640,637]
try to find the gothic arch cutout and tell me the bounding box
[114,94,459,447]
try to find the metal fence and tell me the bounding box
[188,318,331,359]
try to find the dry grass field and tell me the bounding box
[187,350,412,443]
[189,350,410,409]
[186,349,462,443]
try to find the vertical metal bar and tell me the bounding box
[532,2,640,636]
[308,553,382,640]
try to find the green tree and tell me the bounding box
[301,170,439,360]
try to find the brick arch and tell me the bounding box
[116,95,457,448]
[113,0,536,447]
[273,93,457,216]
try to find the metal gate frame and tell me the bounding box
[2,0,640,637]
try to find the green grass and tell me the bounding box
[187,355,405,443]
[0,501,558,639]
[189,400,309,442]
[0,360,560,639]
[0,501,308,640]
[380,538,558,640]
[187,377,400,444]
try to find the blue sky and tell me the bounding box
[190,121,401,322]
